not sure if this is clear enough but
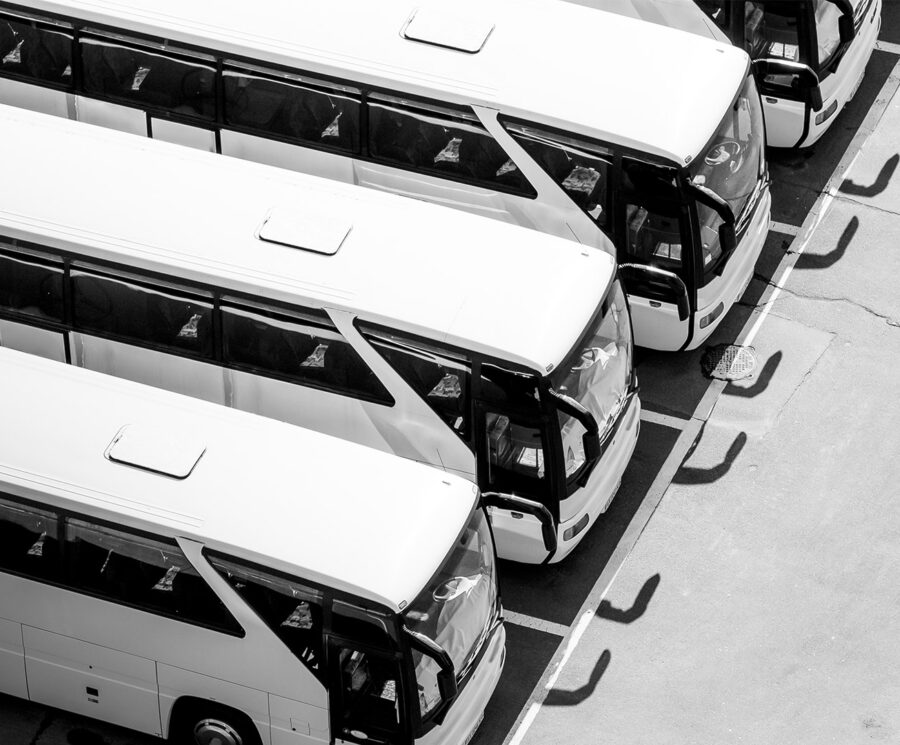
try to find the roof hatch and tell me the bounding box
[402,7,494,53]
[257,207,352,255]
[105,424,206,479]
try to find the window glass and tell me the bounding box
[696,0,729,30]
[480,365,547,499]
[362,328,471,439]
[222,305,391,402]
[0,14,72,85]
[224,67,360,152]
[506,123,612,229]
[208,554,325,680]
[65,519,241,632]
[0,251,64,321]
[0,496,60,581]
[814,0,843,66]
[622,159,684,271]
[71,270,214,358]
[367,97,534,195]
[80,38,215,118]
[334,644,402,741]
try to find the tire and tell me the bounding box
[170,701,262,745]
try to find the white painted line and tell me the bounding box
[503,52,900,745]
[770,221,801,236]
[640,409,688,430]
[503,611,568,638]
[876,40,900,56]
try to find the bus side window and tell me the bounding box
[65,519,241,633]
[207,554,325,680]
[221,304,392,403]
[80,38,215,119]
[71,270,214,359]
[361,328,471,439]
[504,122,612,230]
[367,96,535,195]
[0,14,73,85]
[223,66,361,153]
[0,251,64,320]
[0,495,60,582]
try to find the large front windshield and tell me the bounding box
[689,73,765,272]
[404,508,497,721]
[550,279,632,482]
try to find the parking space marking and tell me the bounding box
[640,409,689,430]
[770,221,801,236]
[503,611,568,638]
[876,40,900,56]
[503,55,900,745]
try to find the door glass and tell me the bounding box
[335,645,402,743]
[480,364,547,500]
[622,159,684,271]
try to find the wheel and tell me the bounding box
[170,701,261,745]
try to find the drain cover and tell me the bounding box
[700,344,757,381]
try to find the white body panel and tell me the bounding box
[0,617,27,699]
[24,625,162,735]
[0,319,66,362]
[0,76,68,117]
[75,95,147,135]
[151,117,216,152]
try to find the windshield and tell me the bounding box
[815,0,844,67]
[689,73,765,272]
[550,279,632,482]
[404,508,497,721]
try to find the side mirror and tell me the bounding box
[752,59,823,111]
[618,263,690,322]
[839,13,855,44]
[715,223,737,276]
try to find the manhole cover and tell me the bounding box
[700,344,757,381]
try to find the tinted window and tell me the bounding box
[72,270,213,357]
[368,96,534,195]
[334,644,402,741]
[80,38,215,119]
[506,123,612,229]
[208,554,325,680]
[224,67,360,152]
[0,496,60,581]
[622,159,684,269]
[65,519,240,631]
[362,328,471,439]
[222,304,391,402]
[0,251,64,320]
[480,364,548,499]
[0,14,72,85]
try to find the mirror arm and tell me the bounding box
[402,626,458,705]
[619,263,691,322]
[482,492,558,554]
[548,388,602,483]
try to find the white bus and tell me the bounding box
[0,104,640,565]
[0,346,505,745]
[0,0,770,351]
[695,0,881,147]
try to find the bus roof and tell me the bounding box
[29,0,750,163]
[0,347,479,612]
[0,104,613,373]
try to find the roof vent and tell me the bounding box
[257,207,352,255]
[402,7,494,53]
[105,424,206,479]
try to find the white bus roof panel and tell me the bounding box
[30,0,749,163]
[0,105,613,373]
[0,347,478,611]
